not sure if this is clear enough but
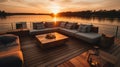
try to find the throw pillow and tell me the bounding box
[80,25,88,33]
[78,24,84,32]
[65,23,73,29]
[0,36,17,45]
[78,24,92,33]
[59,22,67,28]
[72,23,77,29]
[65,23,77,29]
[100,34,115,48]
[33,23,38,29]
[86,25,93,32]
[36,22,45,29]
[45,22,54,28]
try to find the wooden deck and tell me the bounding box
[57,38,120,67]
[20,35,120,67]
[57,52,90,67]
[20,36,91,67]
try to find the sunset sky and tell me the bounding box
[0,0,120,13]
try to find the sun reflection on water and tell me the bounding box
[53,16,57,23]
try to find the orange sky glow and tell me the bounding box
[0,0,120,13]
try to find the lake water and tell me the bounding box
[0,15,120,25]
[0,15,120,38]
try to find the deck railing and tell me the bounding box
[0,22,120,39]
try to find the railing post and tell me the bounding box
[30,22,32,30]
[115,26,119,38]
[11,23,13,30]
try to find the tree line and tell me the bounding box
[57,10,120,18]
[0,10,50,17]
[0,10,7,16]
[1,10,120,18]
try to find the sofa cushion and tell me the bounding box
[78,24,92,33]
[59,22,67,28]
[0,35,17,45]
[65,23,73,29]
[45,22,54,28]
[58,28,78,36]
[30,27,59,35]
[75,32,101,44]
[65,23,77,29]
[59,28,77,33]
[33,22,43,29]
[36,22,45,29]
[0,51,23,67]
[33,23,37,29]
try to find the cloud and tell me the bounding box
[49,0,54,1]
[0,0,8,3]
[49,0,72,3]
[0,0,120,13]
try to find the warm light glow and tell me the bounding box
[53,16,57,22]
[50,4,60,15]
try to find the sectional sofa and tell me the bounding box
[0,34,23,67]
[30,21,101,44]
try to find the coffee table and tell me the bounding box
[36,32,69,48]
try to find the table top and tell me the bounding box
[36,32,69,44]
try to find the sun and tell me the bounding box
[50,5,60,15]
[52,9,59,15]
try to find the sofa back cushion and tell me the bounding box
[65,23,77,29]
[0,35,17,45]
[16,22,27,29]
[33,23,37,29]
[59,22,67,28]
[45,22,54,28]
[36,22,45,29]
[33,22,44,29]
[78,24,92,33]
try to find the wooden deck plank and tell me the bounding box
[70,58,85,67]
[57,38,120,67]
[20,35,120,67]
[20,36,90,67]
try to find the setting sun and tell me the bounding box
[50,4,60,15]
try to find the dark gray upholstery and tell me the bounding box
[65,23,77,29]
[58,28,78,37]
[78,24,92,33]
[30,28,59,35]
[75,32,101,44]
[0,35,17,45]
[59,22,67,28]
[45,22,55,28]
[33,22,44,29]
[16,22,27,29]
[0,34,23,67]
[36,22,45,29]
[0,51,23,67]
[30,22,101,44]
